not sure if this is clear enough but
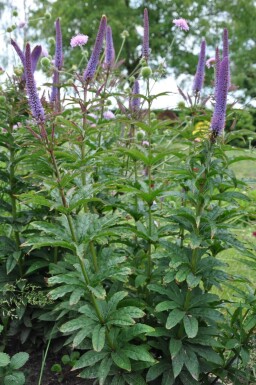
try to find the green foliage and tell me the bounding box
[0,5,256,385]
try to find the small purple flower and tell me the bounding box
[24,43,45,123]
[104,25,115,69]
[142,8,149,61]
[210,56,229,139]
[103,110,115,120]
[83,15,107,82]
[173,18,189,31]
[130,80,140,112]
[206,57,215,68]
[142,140,150,147]
[193,39,206,93]
[70,34,88,48]
[54,18,63,70]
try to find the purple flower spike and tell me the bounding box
[210,56,229,139]
[50,70,59,103]
[130,80,140,112]
[104,25,115,69]
[24,43,45,123]
[83,15,107,82]
[193,39,206,93]
[222,28,231,88]
[10,39,25,65]
[142,8,149,61]
[214,46,220,99]
[54,18,63,70]
[31,45,42,73]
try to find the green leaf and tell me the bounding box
[213,191,250,203]
[123,344,156,363]
[4,372,25,385]
[120,323,155,342]
[184,349,199,380]
[25,260,50,275]
[192,346,223,365]
[73,328,92,347]
[51,363,62,372]
[10,352,29,369]
[111,351,131,371]
[183,315,198,338]
[161,370,175,385]
[92,325,106,352]
[146,362,170,382]
[60,316,95,333]
[69,288,84,305]
[0,352,10,367]
[155,301,179,312]
[166,309,186,329]
[169,339,182,359]
[124,373,147,385]
[172,348,184,379]
[73,351,108,370]
[88,285,106,300]
[107,291,128,314]
[98,356,112,385]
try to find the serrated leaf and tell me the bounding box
[184,349,199,380]
[69,288,84,305]
[123,344,156,363]
[156,301,179,312]
[169,339,182,359]
[4,372,25,385]
[166,309,185,329]
[146,362,170,382]
[172,348,184,378]
[10,352,29,369]
[183,315,198,338]
[161,370,175,385]
[0,352,10,367]
[111,351,131,371]
[92,325,106,352]
[88,285,106,300]
[73,351,108,370]
[120,323,155,342]
[124,373,147,385]
[60,316,95,333]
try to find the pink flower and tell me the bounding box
[103,111,115,120]
[252,231,256,237]
[173,18,189,31]
[18,20,26,29]
[41,47,49,57]
[142,140,150,147]
[206,57,216,68]
[70,34,89,48]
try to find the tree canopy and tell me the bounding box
[6,0,256,99]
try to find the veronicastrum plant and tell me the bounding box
[1,7,256,385]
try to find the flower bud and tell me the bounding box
[137,130,145,141]
[6,27,13,33]
[45,11,51,20]
[12,10,18,17]
[13,66,23,76]
[48,37,55,44]
[41,57,51,68]
[129,76,135,83]
[120,30,129,39]
[141,66,152,79]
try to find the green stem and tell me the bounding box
[44,134,114,349]
[9,127,22,276]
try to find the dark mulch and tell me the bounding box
[24,350,92,385]
[5,341,92,385]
